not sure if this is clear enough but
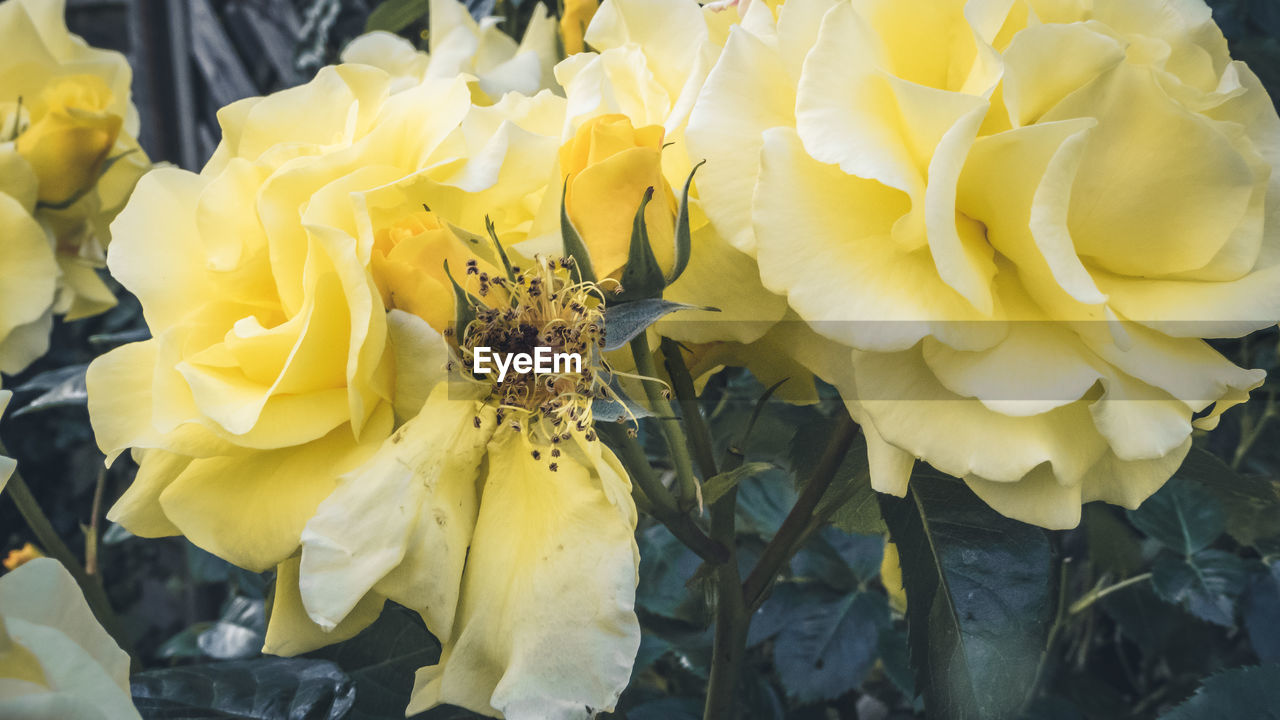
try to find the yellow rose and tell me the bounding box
[16,75,121,206]
[90,56,635,717]
[687,0,1280,528]
[0,558,140,720]
[560,113,676,278]
[341,0,560,102]
[560,0,599,55]
[0,0,149,371]
[86,65,478,574]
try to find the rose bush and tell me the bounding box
[687,0,1280,528]
[0,0,148,373]
[0,558,140,720]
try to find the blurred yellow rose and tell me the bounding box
[880,542,906,615]
[16,75,121,206]
[560,0,599,55]
[2,543,44,571]
[0,0,149,373]
[341,0,559,102]
[560,113,676,278]
[687,0,1280,528]
[0,558,140,720]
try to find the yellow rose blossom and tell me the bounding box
[0,558,140,720]
[89,52,634,716]
[686,0,1280,528]
[2,543,44,571]
[560,113,677,278]
[86,66,477,578]
[560,0,599,55]
[16,74,121,206]
[340,0,559,102]
[0,0,148,348]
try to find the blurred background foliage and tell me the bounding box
[4,1,1280,718]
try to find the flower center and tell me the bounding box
[455,255,610,445]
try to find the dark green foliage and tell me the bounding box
[1158,664,1280,720]
[130,657,356,719]
[879,472,1053,720]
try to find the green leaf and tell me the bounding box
[1151,548,1246,627]
[790,528,885,595]
[1158,664,1280,720]
[701,461,774,506]
[131,657,355,719]
[614,187,666,303]
[668,160,705,284]
[1244,560,1280,662]
[772,589,891,704]
[365,0,429,32]
[306,603,441,720]
[1083,505,1143,577]
[1176,447,1280,548]
[636,524,708,624]
[559,178,596,284]
[735,470,798,540]
[11,364,88,417]
[878,472,1053,720]
[791,419,884,535]
[1127,476,1225,554]
[601,299,711,352]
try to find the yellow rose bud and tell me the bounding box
[370,210,502,334]
[16,75,122,205]
[560,114,677,280]
[560,0,599,55]
[2,542,44,571]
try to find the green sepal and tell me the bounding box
[484,215,517,282]
[601,298,715,352]
[668,159,705,285]
[443,259,478,341]
[614,186,666,303]
[560,177,597,284]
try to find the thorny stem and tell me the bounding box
[630,336,701,510]
[703,482,747,720]
[660,337,718,480]
[2,457,131,657]
[598,423,728,564]
[742,409,859,611]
